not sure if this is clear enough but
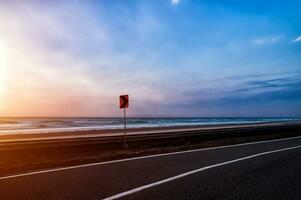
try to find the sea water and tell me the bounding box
[0,117,300,135]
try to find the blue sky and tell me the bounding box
[0,0,300,117]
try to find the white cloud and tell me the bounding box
[171,0,180,6]
[292,35,301,43]
[251,36,280,45]
[0,1,173,116]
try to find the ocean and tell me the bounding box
[0,117,300,135]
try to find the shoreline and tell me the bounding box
[0,120,300,142]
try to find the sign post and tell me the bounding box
[119,94,129,149]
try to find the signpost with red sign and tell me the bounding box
[119,95,129,109]
[120,95,129,148]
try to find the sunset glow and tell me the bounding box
[0,0,300,117]
[0,39,9,106]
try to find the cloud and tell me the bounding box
[292,35,301,43]
[171,0,180,6]
[173,73,301,116]
[0,1,178,116]
[230,75,301,96]
[0,1,300,117]
[181,73,301,104]
[251,36,280,45]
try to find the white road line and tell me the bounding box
[1,135,301,180]
[103,144,301,200]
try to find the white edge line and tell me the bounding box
[1,135,301,180]
[103,144,301,200]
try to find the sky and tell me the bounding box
[0,0,300,117]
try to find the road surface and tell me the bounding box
[1,136,301,200]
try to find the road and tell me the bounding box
[1,136,301,200]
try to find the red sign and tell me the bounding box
[119,95,129,109]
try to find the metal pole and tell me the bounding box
[123,107,128,149]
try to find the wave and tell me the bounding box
[0,117,299,135]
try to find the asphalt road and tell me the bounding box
[1,136,301,200]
